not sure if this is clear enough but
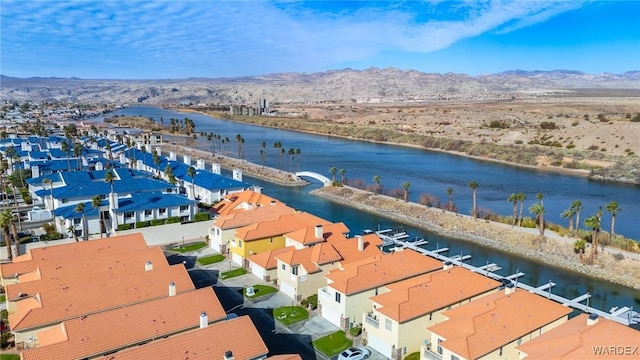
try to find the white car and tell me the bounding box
[338,347,370,360]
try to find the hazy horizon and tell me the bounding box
[1,1,639,79]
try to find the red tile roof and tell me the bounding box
[21,288,226,360]
[9,264,194,331]
[235,212,329,241]
[516,313,640,359]
[275,243,342,273]
[212,190,282,217]
[428,288,572,359]
[95,316,268,360]
[247,246,296,270]
[326,249,442,295]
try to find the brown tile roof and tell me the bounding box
[275,243,342,273]
[325,249,442,295]
[285,222,350,246]
[95,315,268,360]
[331,234,384,265]
[0,233,148,279]
[214,203,295,229]
[235,212,330,241]
[371,266,501,323]
[6,247,169,299]
[516,313,640,359]
[212,190,282,217]
[9,264,194,331]
[247,246,296,270]
[21,288,226,360]
[428,288,572,359]
[267,355,303,360]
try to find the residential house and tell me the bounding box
[19,287,226,359]
[363,264,501,359]
[319,249,442,331]
[516,313,640,359]
[98,315,269,360]
[9,265,194,345]
[0,233,148,287]
[284,222,350,249]
[229,212,329,266]
[211,190,282,217]
[425,284,572,360]
[247,247,296,282]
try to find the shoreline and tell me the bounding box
[178,108,598,181]
[310,185,640,291]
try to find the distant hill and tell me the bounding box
[1,68,638,105]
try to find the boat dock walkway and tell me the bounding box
[395,238,640,327]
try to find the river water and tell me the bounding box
[104,105,640,313]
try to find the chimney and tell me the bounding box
[232,169,242,181]
[95,161,104,171]
[183,154,191,165]
[212,163,221,174]
[169,151,177,161]
[505,282,516,295]
[169,282,176,297]
[587,313,599,326]
[145,261,153,271]
[82,156,89,167]
[270,200,277,206]
[223,351,234,360]
[136,142,142,150]
[136,159,144,171]
[315,225,323,240]
[196,159,205,170]
[31,165,40,179]
[155,146,161,156]
[357,235,364,252]
[119,153,126,165]
[199,311,208,329]
[443,261,453,271]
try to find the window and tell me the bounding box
[124,212,134,219]
[451,355,459,360]
[437,339,443,355]
[62,198,68,204]
[159,208,167,215]
[292,266,299,275]
[238,240,243,248]
[99,195,106,200]
[144,210,152,216]
[179,205,188,211]
[73,218,81,225]
[335,292,341,303]
[281,263,286,271]
[385,318,392,331]
[216,228,220,235]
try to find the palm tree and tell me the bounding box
[507,193,518,225]
[605,201,620,244]
[561,207,576,235]
[61,140,71,171]
[570,199,583,235]
[67,225,78,242]
[288,148,295,172]
[339,169,346,185]
[516,193,527,226]
[235,134,243,158]
[468,181,479,220]
[295,148,301,171]
[187,166,197,216]
[73,142,83,170]
[152,149,161,175]
[75,202,88,241]
[528,203,545,236]
[446,187,454,212]
[373,175,381,195]
[92,195,104,239]
[274,142,282,169]
[329,167,337,184]
[1,209,13,260]
[585,213,601,262]
[574,239,586,263]
[105,170,116,193]
[401,182,411,202]
[536,192,544,234]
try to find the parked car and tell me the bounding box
[338,347,370,360]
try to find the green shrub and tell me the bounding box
[117,224,132,231]
[166,216,181,224]
[194,212,210,222]
[306,294,318,310]
[40,232,63,241]
[135,221,150,228]
[540,121,558,130]
[19,236,33,244]
[150,219,166,226]
[349,326,362,337]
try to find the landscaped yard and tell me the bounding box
[273,306,309,325]
[220,267,247,279]
[196,254,225,266]
[312,330,352,357]
[404,352,420,360]
[171,242,207,253]
[0,294,5,303]
[244,284,277,298]
[1,354,21,360]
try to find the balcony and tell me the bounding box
[320,287,331,298]
[422,347,442,360]
[365,311,379,328]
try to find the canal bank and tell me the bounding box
[311,185,640,291]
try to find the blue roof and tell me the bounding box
[49,149,67,158]
[51,168,176,200]
[28,151,49,160]
[124,148,249,191]
[116,192,192,213]
[54,200,104,219]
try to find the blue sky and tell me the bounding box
[1,1,638,79]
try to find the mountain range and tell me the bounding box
[1,68,638,105]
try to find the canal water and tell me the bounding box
[105,106,640,313]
